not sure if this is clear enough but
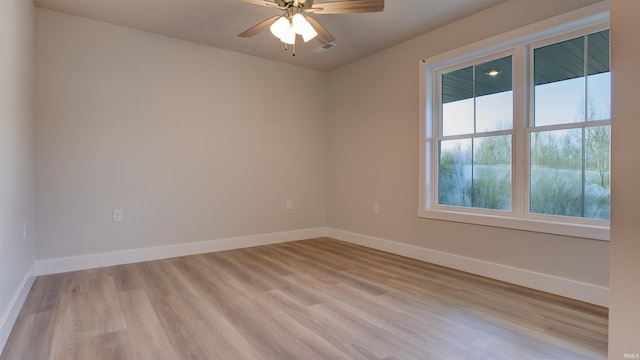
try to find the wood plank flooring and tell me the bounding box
[1,238,608,359]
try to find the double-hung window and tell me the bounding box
[437,54,514,211]
[419,8,610,240]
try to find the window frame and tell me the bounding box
[418,4,610,241]
[434,50,516,212]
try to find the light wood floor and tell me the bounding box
[1,238,608,359]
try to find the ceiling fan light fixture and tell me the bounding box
[301,27,318,42]
[279,24,296,45]
[269,16,290,39]
[292,14,318,42]
[291,13,306,35]
[240,0,385,55]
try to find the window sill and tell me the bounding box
[417,208,609,241]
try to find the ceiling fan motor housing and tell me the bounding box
[276,0,314,9]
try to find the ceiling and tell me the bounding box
[34,0,507,72]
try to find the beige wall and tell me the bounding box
[34,0,615,303]
[0,0,36,346]
[35,9,327,259]
[16,0,640,355]
[20,0,640,354]
[327,0,609,289]
[609,0,640,357]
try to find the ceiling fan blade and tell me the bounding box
[311,0,384,14]
[238,15,280,37]
[306,17,336,44]
[241,0,282,8]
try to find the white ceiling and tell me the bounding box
[34,0,507,72]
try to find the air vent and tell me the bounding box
[313,42,337,54]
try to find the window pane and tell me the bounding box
[530,129,582,217]
[438,137,512,210]
[438,139,472,207]
[476,91,513,132]
[534,37,585,126]
[475,57,513,132]
[472,136,512,210]
[587,72,610,121]
[442,67,474,136]
[585,126,610,219]
[587,30,610,121]
[442,98,474,136]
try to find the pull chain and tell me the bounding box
[283,42,296,57]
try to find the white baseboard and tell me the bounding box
[33,226,608,306]
[0,263,36,353]
[36,228,327,276]
[327,228,609,307]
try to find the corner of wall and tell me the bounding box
[0,264,36,354]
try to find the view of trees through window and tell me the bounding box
[438,56,513,211]
[531,30,610,219]
[436,29,610,220]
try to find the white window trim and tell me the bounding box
[418,3,610,241]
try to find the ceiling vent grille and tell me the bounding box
[313,42,337,53]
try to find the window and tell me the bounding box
[530,30,610,220]
[419,8,610,240]
[438,55,514,211]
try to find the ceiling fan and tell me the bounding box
[239,0,384,56]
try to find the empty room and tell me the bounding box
[1,0,639,358]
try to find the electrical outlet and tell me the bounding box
[373,203,380,214]
[113,209,124,223]
[286,200,293,210]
